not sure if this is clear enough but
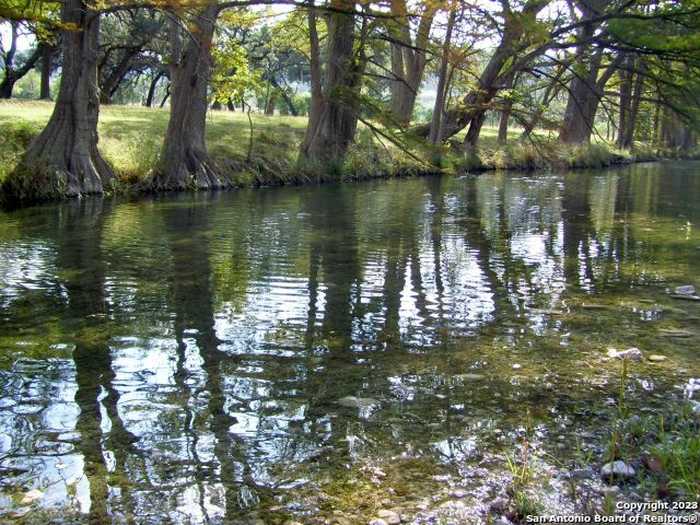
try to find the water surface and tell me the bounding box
[0,162,699,523]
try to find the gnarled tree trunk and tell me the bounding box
[559,0,622,145]
[151,6,224,190]
[559,50,621,144]
[300,0,362,167]
[2,0,113,203]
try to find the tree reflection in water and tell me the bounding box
[0,164,699,522]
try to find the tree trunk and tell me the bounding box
[99,48,138,104]
[300,0,361,167]
[159,83,170,108]
[301,8,323,154]
[559,51,621,144]
[417,1,549,143]
[464,110,487,147]
[559,64,601,144]
[661,108,696,151]
[651,100,661,145]
[497,104,511,145]
[497,73,516,145]
[39,44,54,100]
[280,90,297,116]
[270,78,298,116]
[616,56,633,148]
[0,23,43,100]
[2,0,113,203]
[619,62,644,149]
[388,0,435,125]
[264,90,277,115]
[428,7,456,145]
[0,21,18,99]
[558,10,602,146]
[0,76,16,98]
[152,6,224,190]
[559,1,623,145]
[144,70,164,107]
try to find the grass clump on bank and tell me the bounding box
[603,362,700,501]
[0,120,44,182]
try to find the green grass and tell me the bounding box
[603,360,700,501]
[0,100,684,192]
[0,100,434,188]
[0,100,313,185]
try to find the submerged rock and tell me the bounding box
[376,510,401,524]
[684,378,700,399]
[582,303,610,310]
[674,285,696,296]
[670,294,700,302]
[658,328,694,338]
[607,347,643,361]
[648,354,667,362]
[336,396,380,408]
[454,373,486,381]
[369,520,388,525]
[601,460,635,479]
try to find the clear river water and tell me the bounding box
[0,162,698,523]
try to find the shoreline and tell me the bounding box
[1,100,698,210]
[3,151,694,212]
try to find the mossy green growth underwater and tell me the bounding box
[0,162,698,523]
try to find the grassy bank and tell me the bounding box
[0,100,692,194]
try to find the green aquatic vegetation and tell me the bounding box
[598,356,700,500]
[646,407,700,499]
[652,432,700,498]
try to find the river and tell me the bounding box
[0,162,698,523]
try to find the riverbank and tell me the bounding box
[0,100,697,204]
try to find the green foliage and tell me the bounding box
[211,11,263,106]
[212,40,263,105]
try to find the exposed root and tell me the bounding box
[150,148,232,191]
[2,146,114,205]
